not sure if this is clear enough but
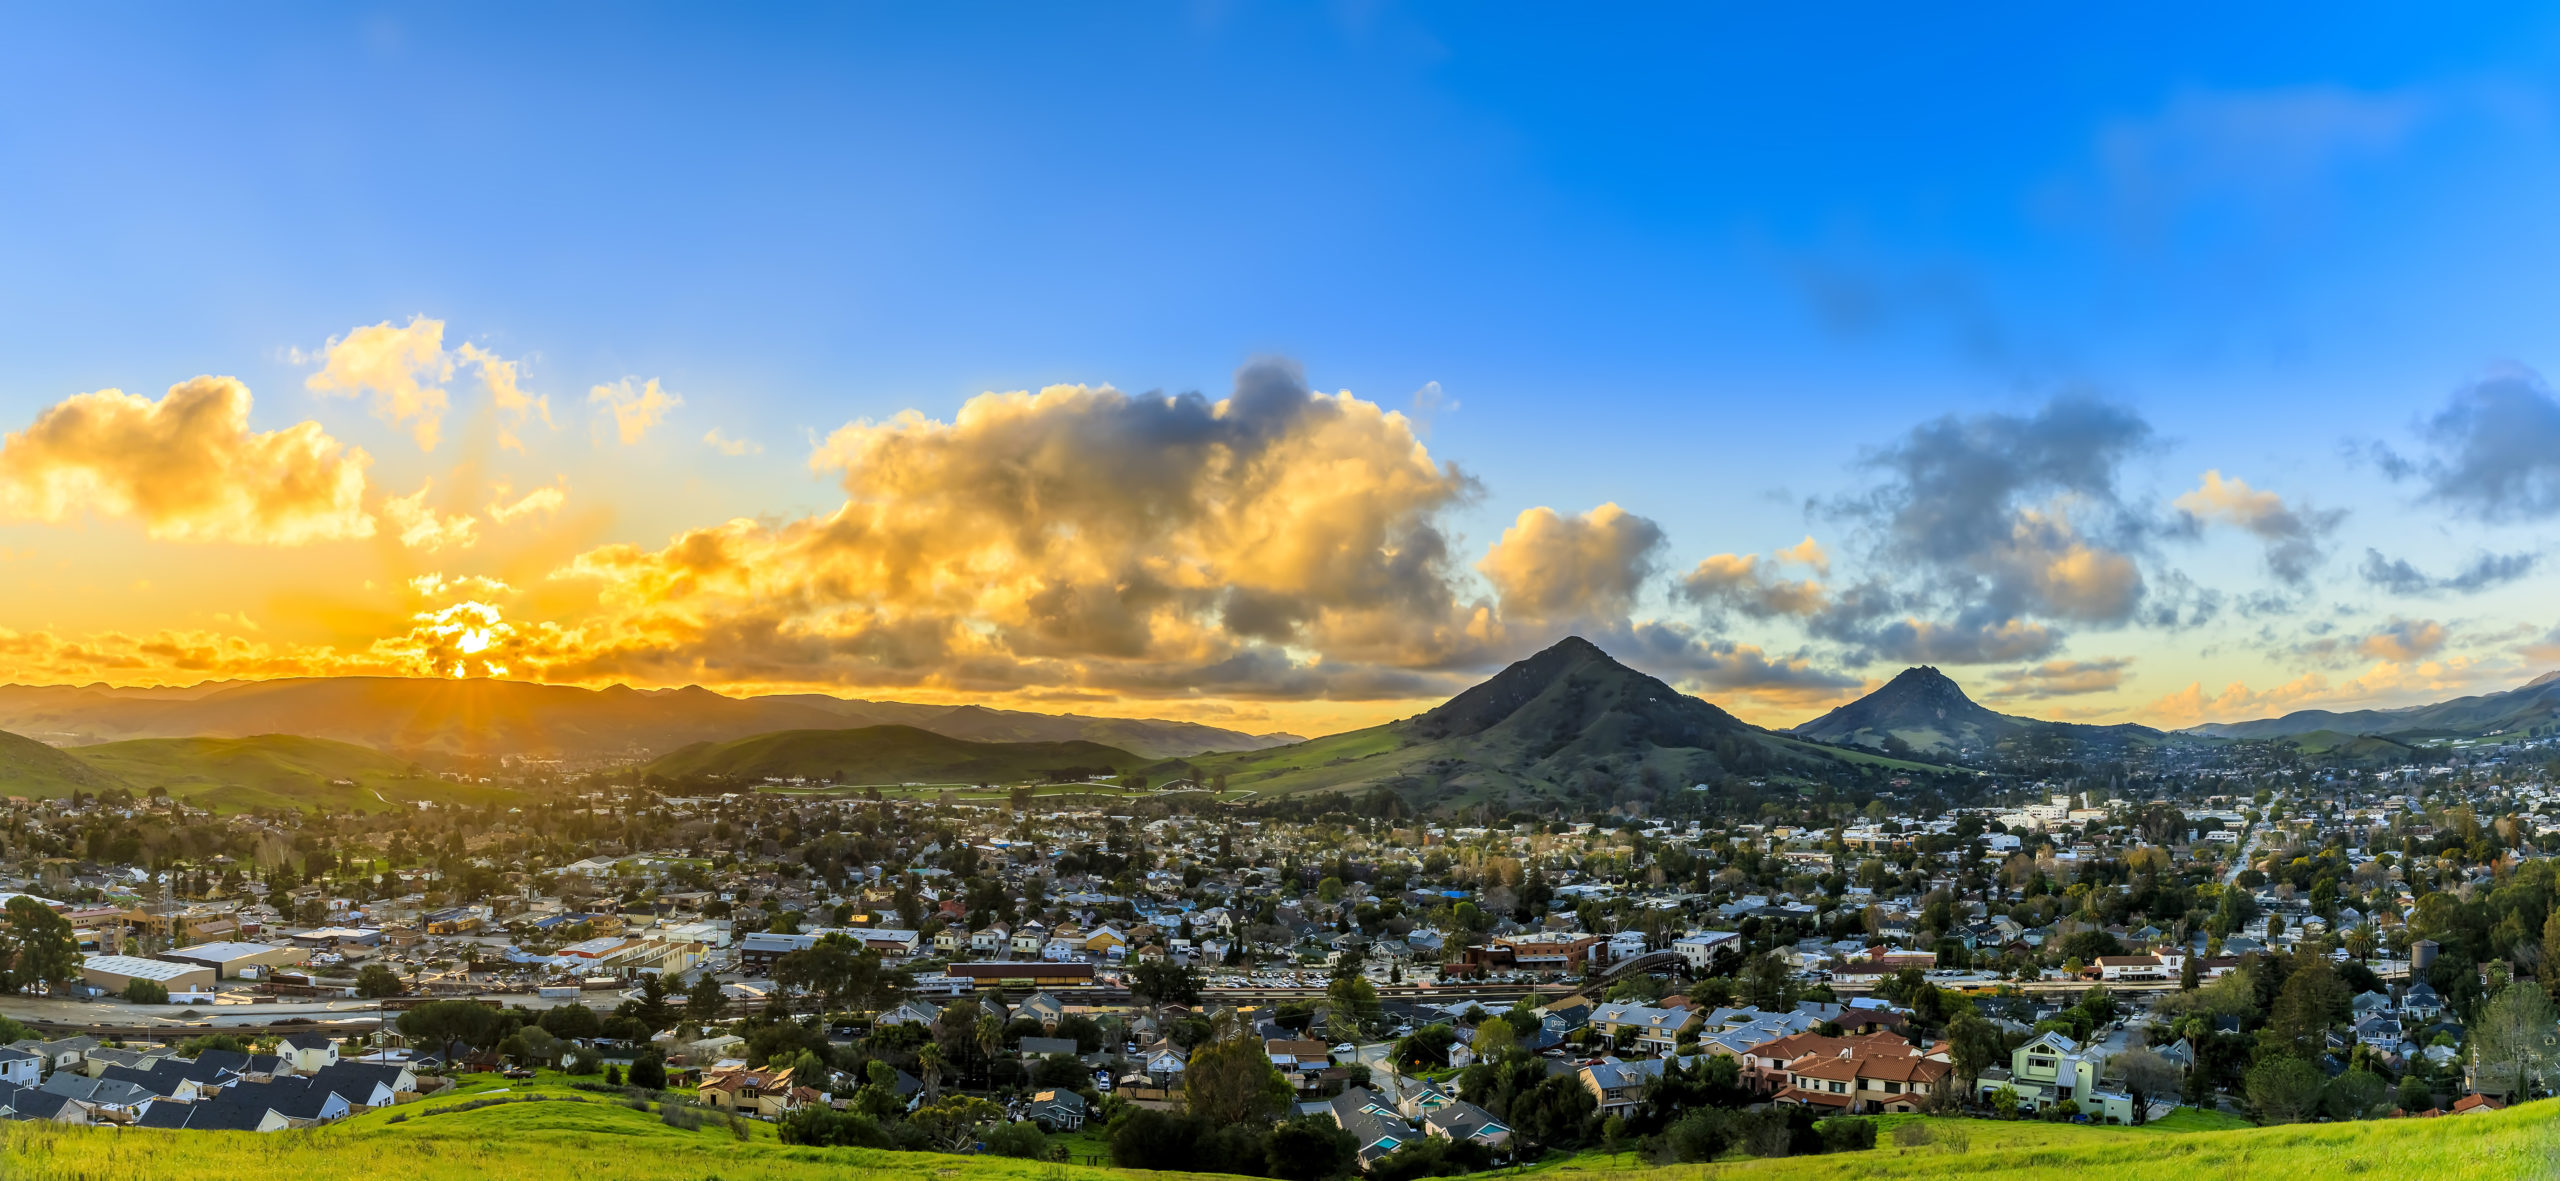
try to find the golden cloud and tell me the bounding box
[487,480,568,525]
[1677,550,1827,618]
[381,480,479,551]
[591,377,681,445]
[537,362,1486,696]
[0,376,375,545]
[2356,617,2449,662]
[303,316,454,451]
[458,342,551,451]
[1476,503,1665,626]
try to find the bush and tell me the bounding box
[1817,1117,1876,1153]
[123,978,169,1005]
[984,1121,1049,1159]
[1891,1121,1933,1148]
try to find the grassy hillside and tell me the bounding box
[62,735,473,813]
[0,728,128,797]
[642,724,1145,786]
[1,1076,2548,1181]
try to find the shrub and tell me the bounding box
[1891,1121,1934,1148]
[1818,1117,1876,1153]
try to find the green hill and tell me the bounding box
[0,728,128,797]
[1163,637,1944,810]
[0,1073,2548,1181]
[640,724,1144,786]
[64,734,442,812]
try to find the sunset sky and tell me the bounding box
[8,6,2560,736]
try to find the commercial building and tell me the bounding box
[80,954,216,994]
[163,941,306,979]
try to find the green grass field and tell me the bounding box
[1,1074,2550,1181]
[62,735,510,813]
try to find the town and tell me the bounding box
[0,723,2549,1175]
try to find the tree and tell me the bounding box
[2472,982,2560,1100]
[2243,1057,2324,1124]
[1326,974,1382,1042]
[2179,952,2200,992]
[1186,1036,1294,1125]
[123,977,169,1004]
[540,1003,602,1040]
[1471,1016,1517,1061]
[910,1094,1004,1152]
[355,963,406,999]
[628,971,675,1032]
[1131,960,1203,1007]
[686,971,728,1022]
[2543,910,2560,1002]
[2259,954,2346,1061]
[2326,1067,2387,1120]
[1946,1010,2008,1084]
[629,1047,668,1090]
[1266,1114,1359,1181]
[918,1043,944,1101]
[0,897,79,993]
[398,999,503,1051]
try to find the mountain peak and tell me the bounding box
[2526,670,2560,689]
[1876,665,1978,706]
[1409,636,1653,740]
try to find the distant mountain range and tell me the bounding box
[641,726,1143,786]
[1790,666,2165,757]
[1168,636,1934,807]
[0,677,1298,761]
[2183,670,2560,742]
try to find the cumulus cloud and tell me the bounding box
[2356,617,2449,661]
[541,360,1490,697]
[409,572,514,598]
[487,480,568,525]
[1815,395,2156,662]
[303,316,454,450]
[2358,547,2538,595]
[703,428,762,456]
[2382,367,2560,520]
[300,317,536,452]
[1985,657,2134,699]
[591,377,682,445]
[1477,503,1665,628]
[458,342,551,451]
[381,480,479,551]
[0,376,375,545]
[2173,469,2341,583]
[1676,549,1828,619]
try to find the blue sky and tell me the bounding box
[4,5,2560,733]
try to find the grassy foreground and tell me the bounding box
[0,1076,2552,1181]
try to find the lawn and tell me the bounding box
[3,1083,2550,1181]
[1527,1101,2558,1181]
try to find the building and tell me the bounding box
[1023,1088,1086,1131]
[1671,931,1742,972]
[80,955,216,995]
[944,961,1095,989]
[1588,1002,1702,1054]
[163,941,305,979]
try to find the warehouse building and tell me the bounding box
[80,954,216,994]
[164,941,306,979]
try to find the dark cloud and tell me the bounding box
[1812,394,2159,663]
[2359,547,2540,595]
[1984,657,2135,699]
[2384,368,2560,520]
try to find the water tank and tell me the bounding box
[2410,938,2438,974]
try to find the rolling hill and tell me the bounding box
[2185,670,2560,742]
[0,727,129,797]
[638,725,1145,786]
[1163,636,1942,808]
[1790,666,2165,757]
[0,1070,2548,1181]
[0,676,1290,760]
[65,734,445,812]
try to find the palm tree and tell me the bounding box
[919,1043,944,1101]
[974,1015,1002,1087]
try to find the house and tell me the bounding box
[1975,1031,2118,1115]
[0,1047,39,1087]
[278,1032,340,1074]
[1019,1037,1080,1059]
[1267,1039,1335,1088]
[1671,931,1742,973]
[2094,951,2184,982]
[0,1081,91,1123]
[876,1000,942,1027]
[1771,1050,1952,1114]
[1013,991,1068,1030]
[1588,1002,1701,1054]
[36,1072,157,1122]
[1579,1057,1685,1116]
[1422,1099,1512,1152]
[698,1064,812,1117]
[1023,1088,1086,1131]
[1328,1086,1418,1170]
[13,1036,97,1077]
[305,1060,416,1108]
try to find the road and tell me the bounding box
[2222,822,2260,888]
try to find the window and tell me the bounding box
[1885,1081,1901,1093]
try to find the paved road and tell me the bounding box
[2222,822,2260,887]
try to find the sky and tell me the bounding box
[7,4,2560,736]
